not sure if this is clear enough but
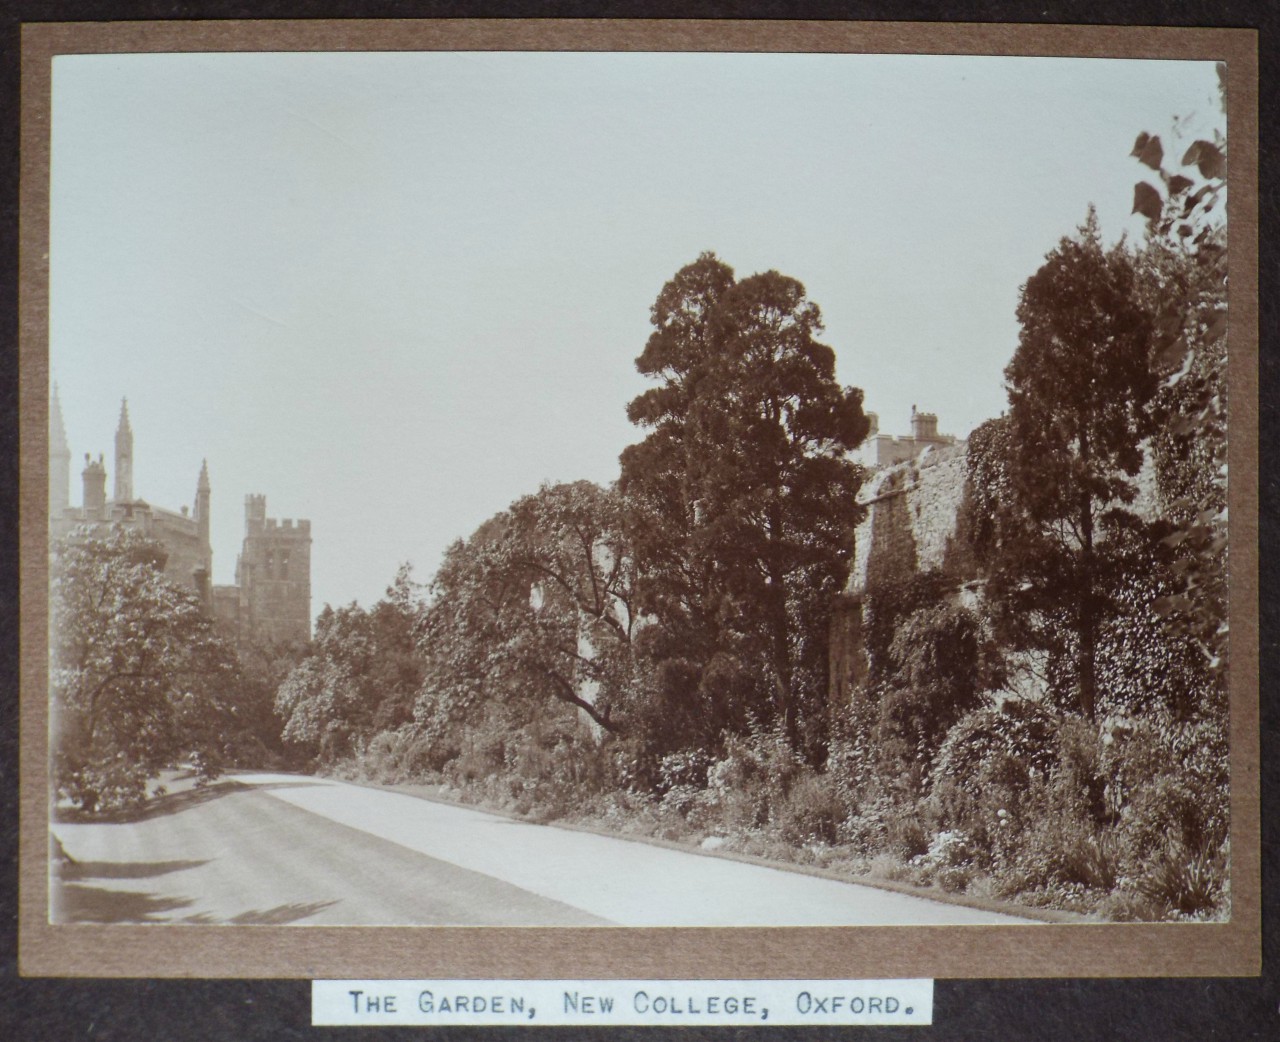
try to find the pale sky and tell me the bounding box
[48,51,1224,614]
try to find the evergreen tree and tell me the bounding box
[620,253,869,758]
[989,210,1156,719]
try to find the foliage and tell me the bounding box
[620,252,870,761]
[227,638,308,768]
[51,526,239,813]
[929,699,1067,867]
[275,563,426,764]
[877,603,1003,784]
[861,570,949,684]
[1129,77,1229,675]
[979,210,1157,718]
[1134,839,1226,917]
[413,482,642,749]
[962,417,1016,569]
[1092,521,1221,723]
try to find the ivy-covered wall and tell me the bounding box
[829,439,1160,713]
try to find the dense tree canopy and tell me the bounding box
[620,253,870,759]
[51,526,239,812]
[413,482,642,747]
[275,564,426,763]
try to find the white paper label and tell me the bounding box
[312,978,933,1026]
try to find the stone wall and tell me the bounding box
[830,442,973,713]
[849,441,972,597]
[829,438,1161,713]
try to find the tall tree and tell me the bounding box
[413,482,642,746]
[994,210,1156,719]
[51,526,239,812]
[621,254,869,758]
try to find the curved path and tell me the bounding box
[51,772,1037,926]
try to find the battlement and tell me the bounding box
[911,407,942,442]
[263,517,312,535]
[858,406,957,468]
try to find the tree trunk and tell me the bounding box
[1078,436,1097,721]
[766,498,797,747]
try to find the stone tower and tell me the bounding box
[113,398,133,502]
[49,384,71,519]
[236,494,312,644]
[81,454,106,520]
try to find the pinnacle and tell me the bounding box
[117,397,131,432]
[198,458,210,491]
[50,383,69,451]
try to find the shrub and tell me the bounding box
[1056,830,1120,891]
[912,829,978,891]
[775,772,844,846]
[704,724,804,830]
[878,604,1004,778]
[356,729,410,783]
[1135,839,1227,918]
[657,748,713,793]
[932,698,1063,856]
[56,758,151,816]
[447,738,504,785]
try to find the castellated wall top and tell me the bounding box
[263,518,311,534]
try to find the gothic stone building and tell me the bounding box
[49,391,312,645]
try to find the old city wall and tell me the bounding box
[851,442,972,596]
[829,439,1160,711]
[829,443,972,710]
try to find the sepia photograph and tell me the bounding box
[18,19,1259,981]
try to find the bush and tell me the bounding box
[931,698,1063,855]
[1134,839,1227,918]
[878,604,1004,779]
[912,829,978,891]
[703,724,804,830]
[56,758,151,816]
[775,772,844,846]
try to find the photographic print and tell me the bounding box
[19,20,1259,979]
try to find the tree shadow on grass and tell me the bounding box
[230,900,338,925]
[176,901,339,926]
[55,777,337,827]
[54,779,247,825]
[60,858,209,881]
[52,882,197,924]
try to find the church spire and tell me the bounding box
[195,458,211,570]
[113,397,133,502]
[50,383,69,455]
[49,383,71,518]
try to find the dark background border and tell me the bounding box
[2,2,1274,1039]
